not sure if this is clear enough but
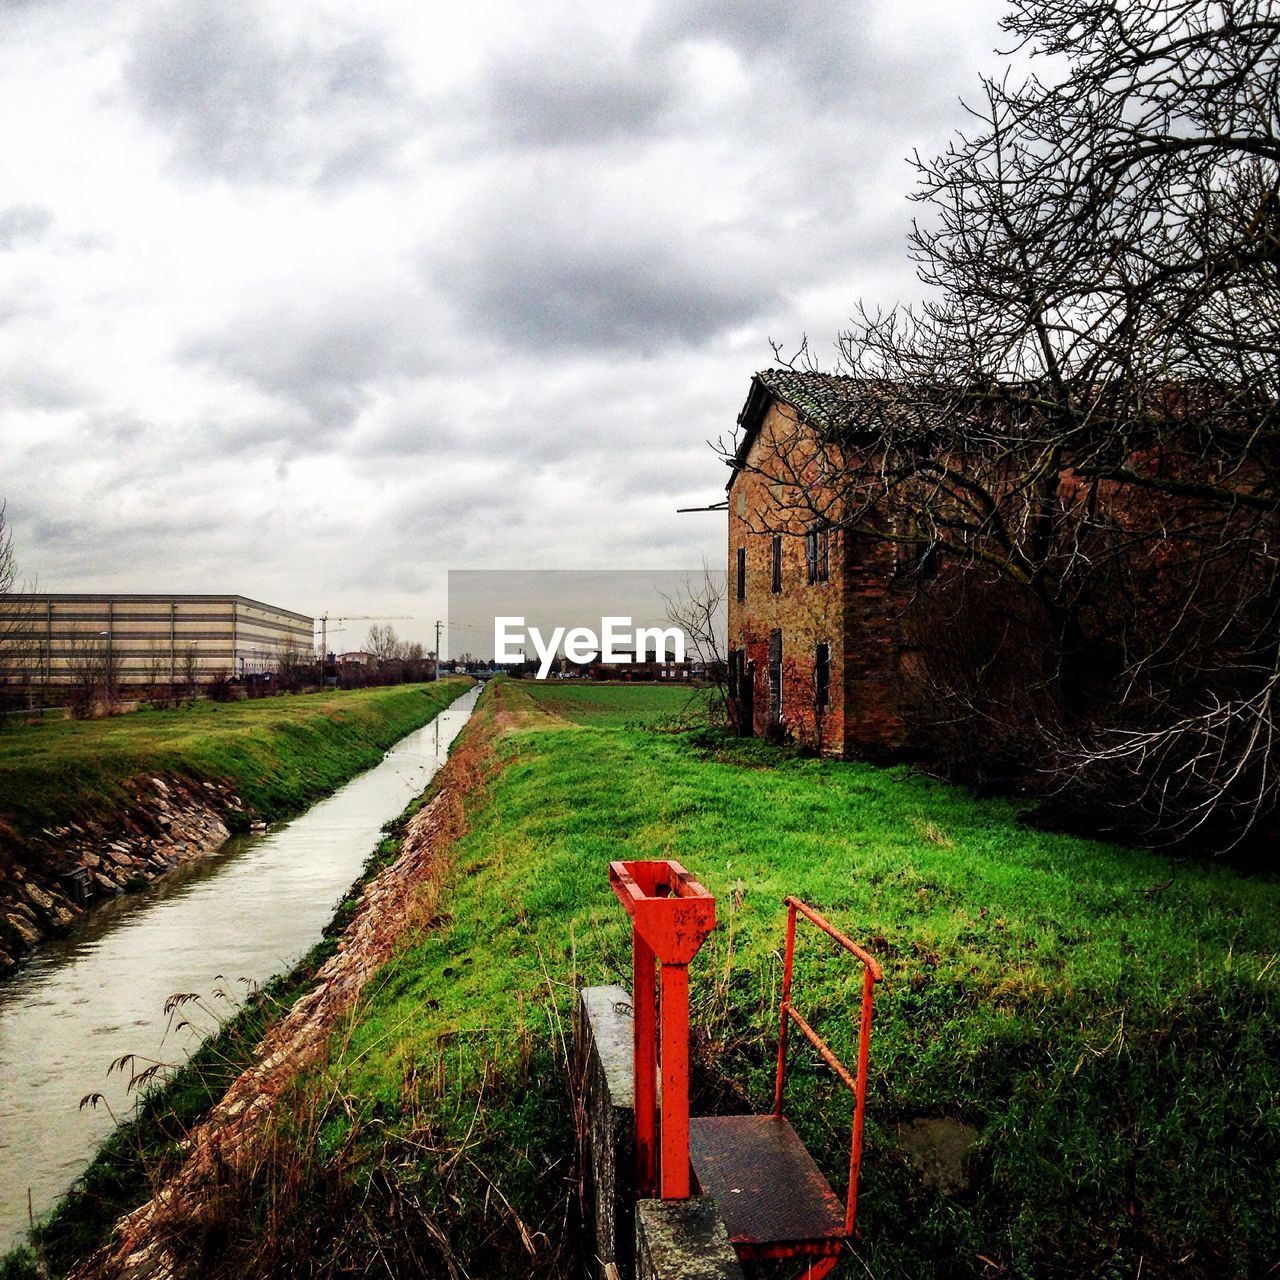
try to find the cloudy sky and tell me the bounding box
[0,0,1006,652]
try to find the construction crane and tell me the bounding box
[316,613,413,661]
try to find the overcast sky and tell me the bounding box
[0,0,1007,651]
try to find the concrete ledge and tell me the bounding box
[635,1198,745,1280]
[576,984,637,1280]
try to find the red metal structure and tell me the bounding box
[688,896,883,1279]
[609,859,716,1199]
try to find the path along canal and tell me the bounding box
[0,683,481,1252]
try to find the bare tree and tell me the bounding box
[180,643,200,703]
[0,502,36,721]
[102,634,122,713]
[366,623,404,665]
[64,630,108,719]
[663,567,729,724]
[147,646,175,709]
[723,1,1280,851]
[366,623,407,683]
[275,642,306,694]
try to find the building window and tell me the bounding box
[805,525,830,584]
[815,642,830,709]
[894,509,939,579]
[919,542,941,579]
[771,535,782,593]
[768,628,782,724]
[736,547,746,601]
[897,535,940,579]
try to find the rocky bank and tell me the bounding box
[0,776,244,973]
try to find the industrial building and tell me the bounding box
[0,594,314,686]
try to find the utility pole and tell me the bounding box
[316,612,411,663]
[434,620,442,680]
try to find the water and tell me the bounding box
[0,684,481,1252]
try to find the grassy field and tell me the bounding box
[514,679,712,728]
[0,680,472,847]
[21,679,1278,1278]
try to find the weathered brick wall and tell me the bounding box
[727,401,909,756]
[840,521,912,754]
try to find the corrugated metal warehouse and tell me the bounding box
[0,594,314,684]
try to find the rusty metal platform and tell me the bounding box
[689,1114,846,1260]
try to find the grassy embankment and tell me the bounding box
[20,679,1280,1279]
[0,680,473,849]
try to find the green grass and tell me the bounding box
[44,680,1278,1278]
[0,681,473,849]
[517,678,712,728]
[0,687,475,1279]
[308,680,1280,1278]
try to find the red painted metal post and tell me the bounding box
[609,859,715,1203]
[802,1260,840,1280]
[772,901,797,1116]
[633,925,658,1197]
[845,964,876,1236]
[659,962,691,1199]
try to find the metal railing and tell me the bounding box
[772,896,883,1238]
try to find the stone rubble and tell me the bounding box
[0,776,241,974]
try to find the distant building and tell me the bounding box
[588,651,702,682]
[337,650,374,666]
[0,593,313,685]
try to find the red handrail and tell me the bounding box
[771,896,881,1238]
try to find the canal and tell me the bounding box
[0,683,481,1253]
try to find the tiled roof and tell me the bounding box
[749,369,870,433]
[729,369,876,482]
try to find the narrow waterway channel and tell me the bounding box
[0,684,481,1253]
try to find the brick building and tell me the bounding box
[726,368,1272,781]
[726,371,914,756]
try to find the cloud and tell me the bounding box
[123,0,415,184]
[0,204,52,249]
[645,0,871,107]
[0,0,1009,643]
[644,0,997,129]
[432,168,781,353]
[470,27,682,148]
[179,284,441,432]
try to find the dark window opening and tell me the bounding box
[771,535,782,593]
[728,648,739,698]
[815,642,830,709]
[897,531,940,579]
[736,547,746,601]
[919,542,941,579]
[805,525,830,584]
[894,533,915,573]
[768,628,782,724]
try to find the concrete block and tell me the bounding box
[635,1198,744,1280]
[575,984,637,1280]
